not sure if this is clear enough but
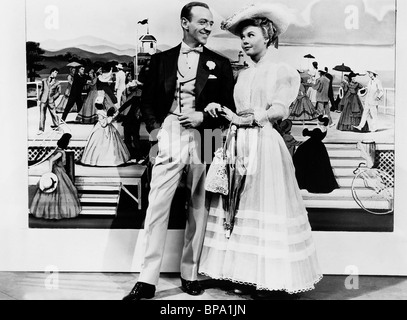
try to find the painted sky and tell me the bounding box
[25,0,397,79]
[26,0,396,47]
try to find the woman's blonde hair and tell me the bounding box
[237,18,278,48]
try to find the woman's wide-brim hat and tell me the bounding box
[220,3,294,37]
[280,119,292,133]
[39,172,58,193]
[366,70,378,76]
[318,115,329,126]
[346,71,358,79]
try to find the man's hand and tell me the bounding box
[178,111,204,128]
[204,103,222,118]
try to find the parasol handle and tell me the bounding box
[339,86,344,99]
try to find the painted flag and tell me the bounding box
[138,19,148,25]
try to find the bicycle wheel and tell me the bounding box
[351,167,394,215]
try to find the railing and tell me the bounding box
[332,85,395,115]
[27,80,69,107]
[27,81,395,115]
[27,81,43,106]
[382,88,395,115]
[27,80,87,106]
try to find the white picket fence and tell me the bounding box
[27,80,87,107]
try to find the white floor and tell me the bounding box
[0,272,406,300]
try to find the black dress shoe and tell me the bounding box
[232,284,255,295]
[180,277,204,296]
[122,282,155,300]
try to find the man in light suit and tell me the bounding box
[354,70,384,132]
[123,1,235,300]
[115,63,126,107]
[37,68,61,135]
[313,70,333,126]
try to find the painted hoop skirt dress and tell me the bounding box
[30,148,81,219]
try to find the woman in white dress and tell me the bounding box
[199,3,323,297]
[80,102,130,167]
[306,62,319,105]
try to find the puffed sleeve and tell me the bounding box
[266,63,300,121]
[97,110,108,127]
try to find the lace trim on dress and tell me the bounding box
[205,148,229,195]
[199,271,323,295]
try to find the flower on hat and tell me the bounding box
[206,61,216,71]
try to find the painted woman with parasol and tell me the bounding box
[333,63,352,112]
[199,3,322,297]
[336,72,369,132]
[30,133,81,219]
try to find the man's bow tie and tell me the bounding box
[181,46,203,54]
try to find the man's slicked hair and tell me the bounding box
[180,1,210,21]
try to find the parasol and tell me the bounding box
[223,125,238,239]
[304,54,315,71]
[66,61,82,67]
[333,63,352,80]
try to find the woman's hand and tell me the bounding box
[219,106,235,122]
[254,110,269,127]
[204,103,222,118]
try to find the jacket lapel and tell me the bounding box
[195,47,210,100]
[164,44,181,97]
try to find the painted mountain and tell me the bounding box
[37,36,171,74]
[38,35,238,75]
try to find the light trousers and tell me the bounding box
[39,101,59,131]
[316,101,333,125]
[358,104,378,132]
[138,115,208,285]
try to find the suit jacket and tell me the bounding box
[313,75,330,103]
[39,77,61,103]
[70,73,88,96]
[366,77,384,106]
[324,72,334,99]
[141,44,236,133]
[115,70,126,92]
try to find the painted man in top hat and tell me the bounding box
[354,70,384,132]
[37,67,61,135]
[123,1,235,300]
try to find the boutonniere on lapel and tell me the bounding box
[205,61,216,72]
